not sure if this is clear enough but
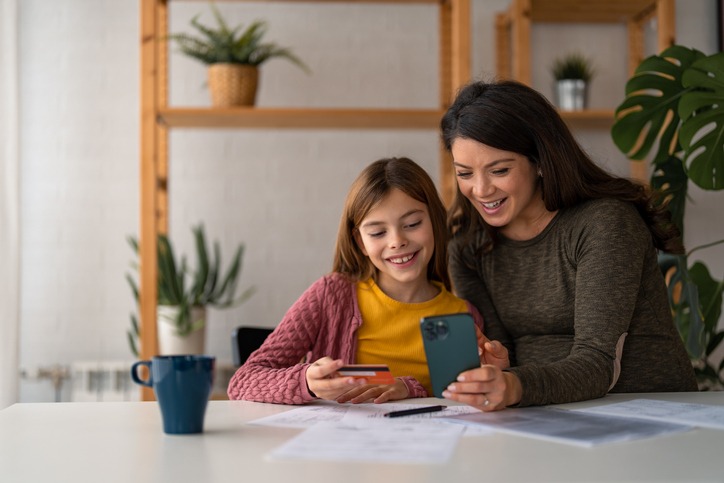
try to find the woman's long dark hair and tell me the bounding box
[441,80,683,254]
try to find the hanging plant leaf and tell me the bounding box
[679,52,724,190]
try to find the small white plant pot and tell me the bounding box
[157,305,207,355]
[555,79,588,111]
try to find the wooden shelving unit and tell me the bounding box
[139,0,471,400]
[494,0,675,181]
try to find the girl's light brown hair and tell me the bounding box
[332,157,451,290]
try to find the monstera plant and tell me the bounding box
[611,45,724,389]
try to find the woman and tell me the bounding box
[440,80,697,411]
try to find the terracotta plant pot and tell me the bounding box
[207,64,259,107]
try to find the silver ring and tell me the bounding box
[483,398,490,407]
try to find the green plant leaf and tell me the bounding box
[125,273,139,303]
[190,225,210,303]
[659,253,706,358]
[166,6,309,72]
[612,46,705,161]
[679,52,724,190]
[650,155,688,235]
[213,244,243,306]
[688,262,723,340]
[203,241,221,302]
[158,235,183,305]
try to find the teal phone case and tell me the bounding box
[420,313,480,398]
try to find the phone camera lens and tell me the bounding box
[423,321,437,341]
[435,320,449,339]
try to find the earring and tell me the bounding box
[537,167,543,178]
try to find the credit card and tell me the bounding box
[337,364,395,385]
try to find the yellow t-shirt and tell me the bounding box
[355,279,470,395]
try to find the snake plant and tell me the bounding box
[126,224,255,356]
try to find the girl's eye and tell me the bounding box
[455,171,472,179]
[368,231,385,238]
[492,168,510,176]
[405,220,422,229]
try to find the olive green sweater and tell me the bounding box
[449,198,697,407]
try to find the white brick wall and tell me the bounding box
[17,0,722,402]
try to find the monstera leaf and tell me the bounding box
[679,52,724,190]
[650,155,688,234]
[612,45,704,162]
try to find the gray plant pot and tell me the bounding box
[555,79,588,111]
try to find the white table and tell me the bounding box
[1,392,722,483]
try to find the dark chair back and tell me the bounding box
[231,326,273,367]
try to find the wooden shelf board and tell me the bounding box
[528,0,656,23]
[559,109,615,128]
[158,107,444,129]
[172,0,442,4]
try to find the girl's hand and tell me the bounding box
[442,365,522,412]
[305,357,365,401]
[475,327,510,369]
[335,378,410,404]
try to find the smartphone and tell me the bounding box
[420,313,480,398]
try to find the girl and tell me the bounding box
[227,157,507,405]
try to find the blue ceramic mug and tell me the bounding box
[131,355,215,434]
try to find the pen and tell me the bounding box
[383,405,446,418]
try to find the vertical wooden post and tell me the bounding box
[656,0,676,52]
[139,0,167,401]
[511,0,531,85]
[450,0,471,95]
[439,0,471,206]
[439,0,452,206]
[495,12,511,80]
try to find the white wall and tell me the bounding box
[17,0,723,401]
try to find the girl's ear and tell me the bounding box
[353,229,369,256]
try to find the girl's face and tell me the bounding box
[451,137,551,241]
[354,188,435,296]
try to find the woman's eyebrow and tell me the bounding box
[453,158,515,169]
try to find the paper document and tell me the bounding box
[445,407,691,447]
[248,403,350,428]
[340,402,480,422]
[248,401,480,428]
[268,419,464,464]
[575,399,724,430]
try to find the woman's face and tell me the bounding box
[451,137,551,240]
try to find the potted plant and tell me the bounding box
[611,45,724,389]
[126,224,255,356]
[167,2,310,107]
[550,52,594,111]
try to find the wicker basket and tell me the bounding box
[207,64,259,107]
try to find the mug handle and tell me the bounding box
[130,360,153,387]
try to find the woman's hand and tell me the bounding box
[475,327,510,369]
[442,365,522,412]
[305,357,365,401]
[335,378,410,404]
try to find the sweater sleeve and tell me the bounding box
[509,201,649,406]
[227,277,330,404]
